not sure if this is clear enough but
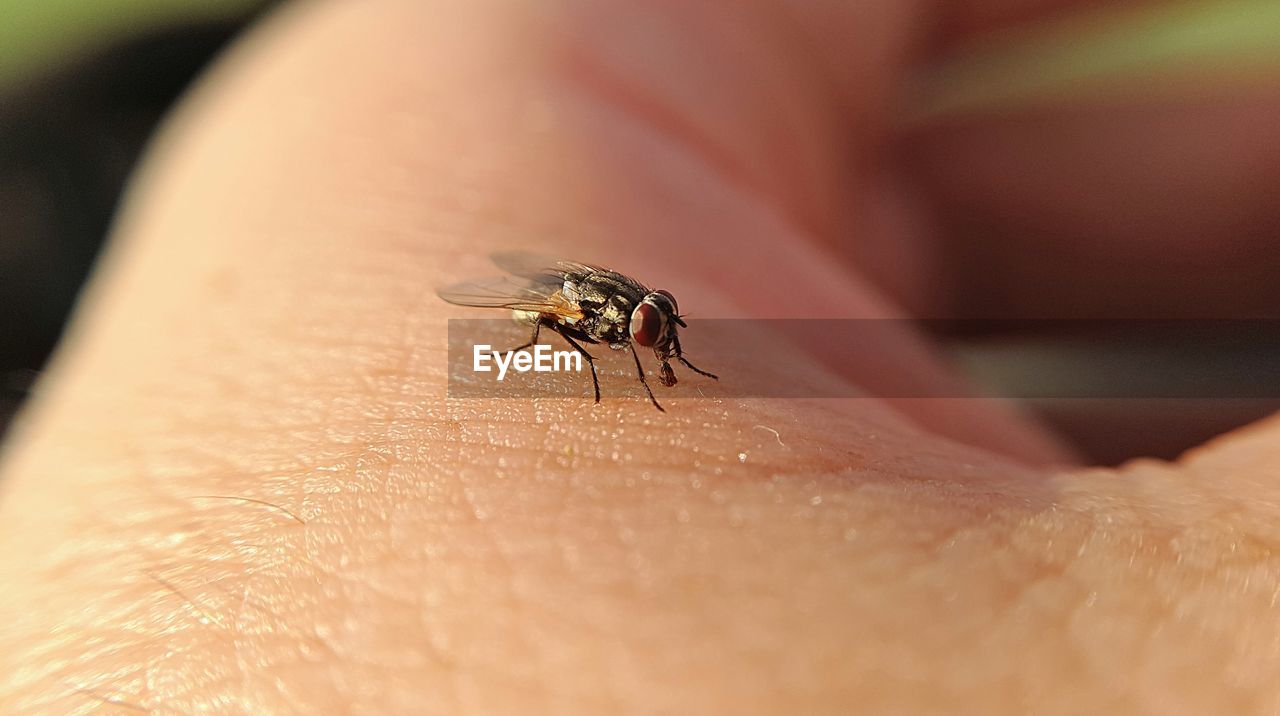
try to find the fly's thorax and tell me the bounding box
[599,297,630,325]
[585,296,630,344]
[561,278,583,304]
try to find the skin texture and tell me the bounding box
[2,0,1280,712]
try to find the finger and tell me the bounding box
[899,1,1280,318]
[906,88,1280,318]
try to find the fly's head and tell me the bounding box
[629,289,685,384]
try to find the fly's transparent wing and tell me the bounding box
[490,250,603,281]
[436,274,545,307]
[436,274,584,320]
[490,250,653,296]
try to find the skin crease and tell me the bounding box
[1,0,1279,713]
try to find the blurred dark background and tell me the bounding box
[0,2,278,439]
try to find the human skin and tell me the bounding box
[2,0,1280,713]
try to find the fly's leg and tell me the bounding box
[549,326,601,404]
[676,356,717,380]
[673,334,718,380]
[494,321,541,360]
[628,343,665,412]
[659,360,677,388]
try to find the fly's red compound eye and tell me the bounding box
[629,302,663,347]
[655,289,678,313]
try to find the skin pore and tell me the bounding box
[1,0,1279,712]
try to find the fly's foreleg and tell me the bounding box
[550,326,601,404]
[659,361,677,388]
[672,334,718,380]
[629,343,665,412]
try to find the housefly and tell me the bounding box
[437,252,717,411]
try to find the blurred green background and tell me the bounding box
[0,0,268,92]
